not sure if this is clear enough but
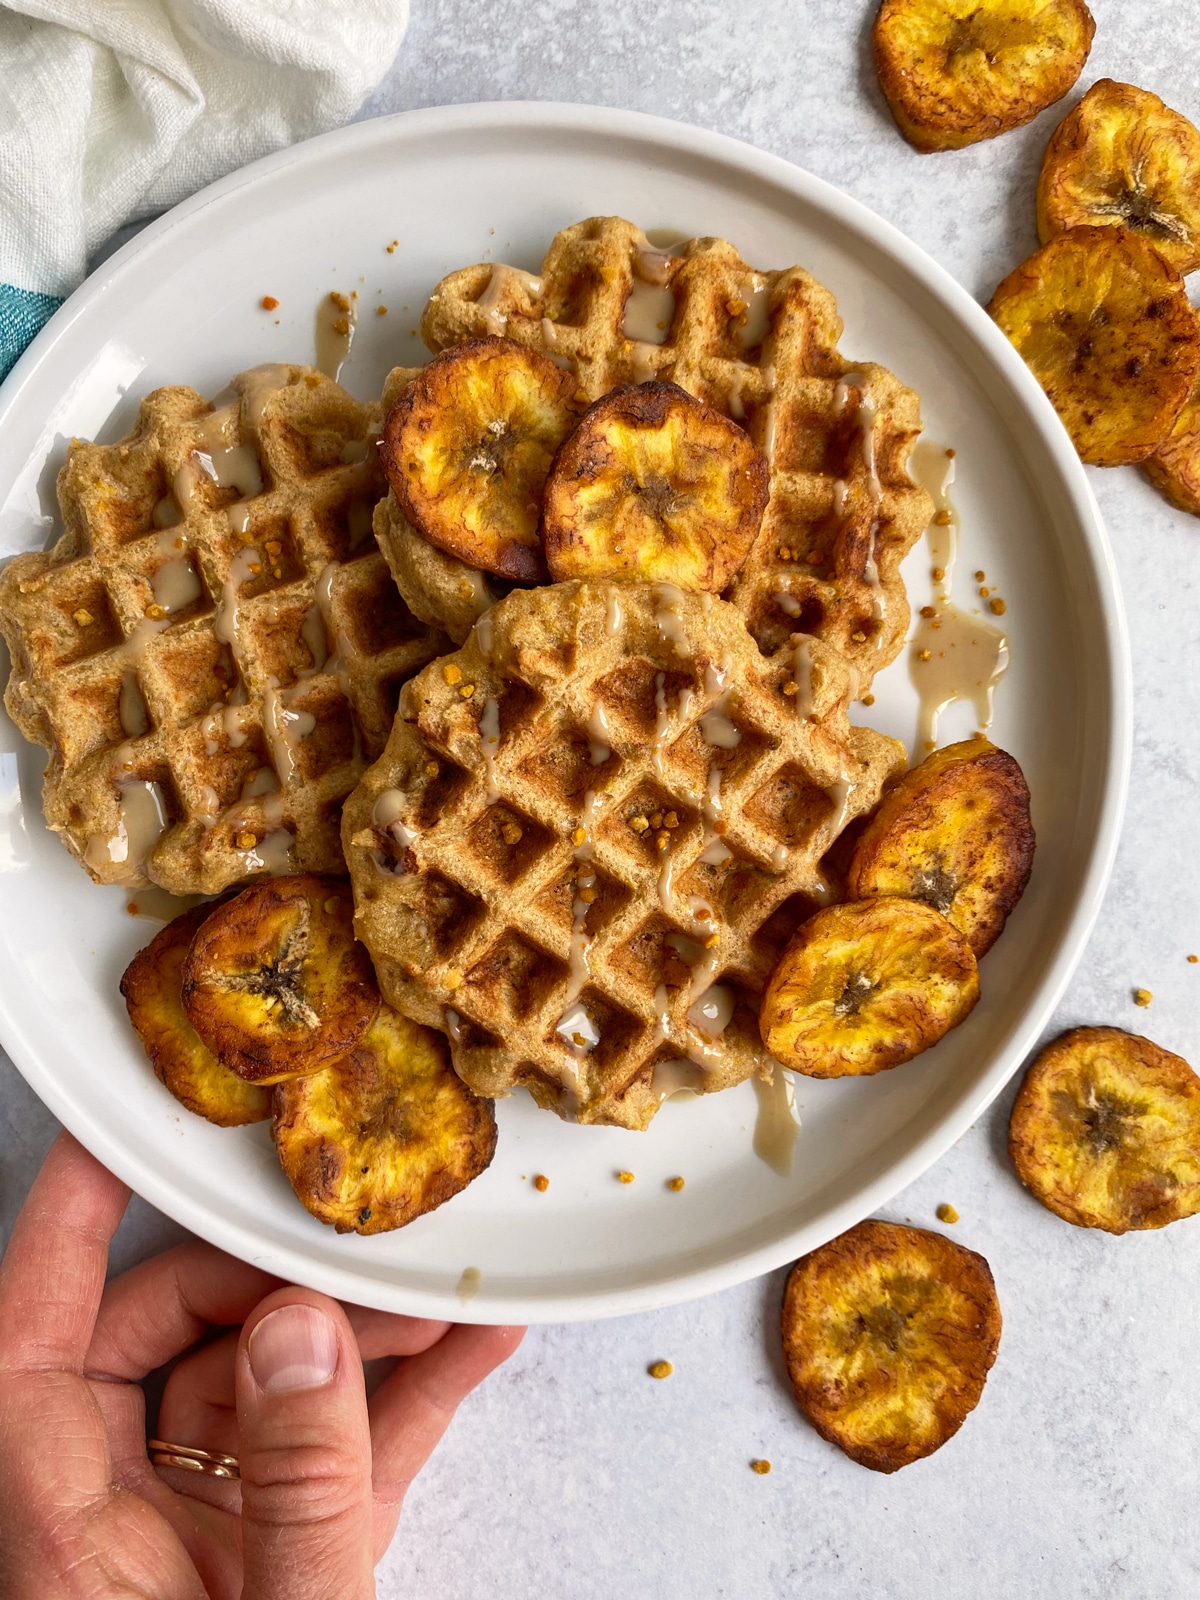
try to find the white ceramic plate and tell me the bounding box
[0,103,1129,1323]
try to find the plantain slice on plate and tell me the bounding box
[182,876,379,1084]
[541,381,769,591]
[872,0,1095,154]
[121,904,271,1126]
[1038,79,1200,275]
[272,1003,497,1235]
[987,226,1200,466]
[782,1220,1002,1473]
[847,736,1034,957]
[1145,338,1200,515]
[380,335,582,582]
[1009,1026,1200,1233]
[760,897,979,1079]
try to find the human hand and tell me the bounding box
[0,1131,524,1599]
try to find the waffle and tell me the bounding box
[374,490,514,647]
[418,215,933,685]
[0,364,447,895]
[343,580,904,1130]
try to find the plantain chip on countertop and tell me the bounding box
[1145,323,1200,516]
[988,226,1200,466]
[872,0,1095,154]
[272,1003,497,1235]
[1009,1026,1200,1233]
[541,381,769,592]
[380,335,583,583]
[121,903,270,1127]
[182,875,379,1084]
[782,1219,1002,1473]
[759,897,979,1079]
[847,736,1034,958]
[1038,79,1200,276]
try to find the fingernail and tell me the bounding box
[249,1304,340,1393]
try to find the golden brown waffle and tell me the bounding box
[0,364,447,895]
[419,216,933,685]
[373,490,501,647]
[343,580,904,1130]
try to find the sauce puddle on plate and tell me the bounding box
[908,441,1008,754]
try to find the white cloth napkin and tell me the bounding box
[0,0,409,376]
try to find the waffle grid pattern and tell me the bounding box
[418,215,933,684]
[0,364,447,894]
[344,582,903,1129]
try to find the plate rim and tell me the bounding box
[0,100,1131,1322]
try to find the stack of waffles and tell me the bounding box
[384,215,931,685]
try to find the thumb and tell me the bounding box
[236,1288,376,1600]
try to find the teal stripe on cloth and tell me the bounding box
[1,284,63,383]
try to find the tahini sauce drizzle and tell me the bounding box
[476,265,543,337]
[834,375,887,638]
[115,616,170,737]
[315,291,357,381]
[752,1066,799,1176]
[555,789,606,1066]
[734,276,771,351]
[84,778,169,884]
[456,1267,483,1303]
[623,279,675,345]
[907,441,1008,752]
[653,584,692,657]
[479,697,501,803]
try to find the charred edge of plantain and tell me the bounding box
[181,874,380,1083]
[121,901,271,1126]
[553,379,768,476]
[1145,366,1200,515]
[872,0,1096,155]
[580,380,735,434]
[121,902,211,1023]
[782,1220,1002,1473]
[847,738,1035,958]
[379,336,581,585]
[1008,1024,1200,1234]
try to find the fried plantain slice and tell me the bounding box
[847,736,1034,958]
[782,1220,1001,1473]
[182,875,379,1083]
[760,897,979,1079]
[1145,336,1200,514]
[1009,1026,1200,1233]
[380,336,582,582]
[272,1003,497,1234]
[1038,80,1200,275]
[987,226,1200,466]
[541,382,769,591]
[121,904,270,1126]
[872,0,1095,154]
